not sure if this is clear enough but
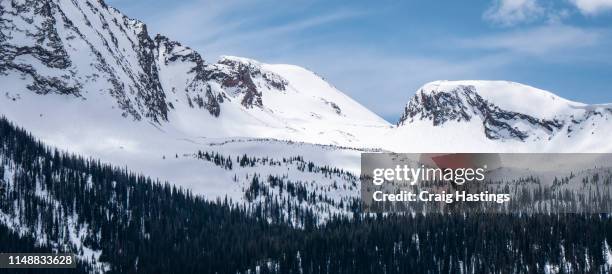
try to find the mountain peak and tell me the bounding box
[397,80,611,144]
[415,80,584,119]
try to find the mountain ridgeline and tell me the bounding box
[0,0,389,148]
[0,0,284,121]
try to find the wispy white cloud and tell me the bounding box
[484,0,543,26]
[569,0,612,15]
[132,0,365,61]
[150,1,262,46]
[457,24,604,56]
[200,10,365,60]
[483,0,612,26]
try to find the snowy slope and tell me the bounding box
[156,53,391,146]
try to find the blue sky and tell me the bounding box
[107,0,612,121]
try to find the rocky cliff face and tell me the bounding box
[399,85,564,141]
[211,57,287,109]
[1,0,169,121]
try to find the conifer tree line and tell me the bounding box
[2,116,612,273]
[195,150,357,182]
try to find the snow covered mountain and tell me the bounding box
[388,80,612,153]
[0,0,390,148]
